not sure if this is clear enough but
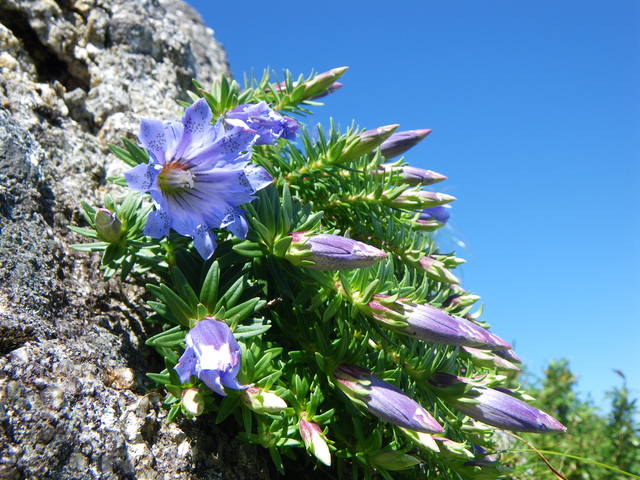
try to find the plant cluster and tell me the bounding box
[72,67,569,479]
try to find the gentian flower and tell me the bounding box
[299,414,332,466]
[334,364,444,433]
[226,101,300,145]
[376,164,447,186]
[285,232,388,270]
[430,373,566,433]
[174,318,246,396]
[125,98,273,259]
[366,295,511,350]
[420,205,451,224]
[379,128,432,160]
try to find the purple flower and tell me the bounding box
[286,232,388,270]
[379,129,432,160]
[334,364,444,434]
[430,373,566,433]
[494,348,523,364]
[367,296,511,350]
[174,318,247,396]
[226,101,299,145]
[125,98,273,259]
[420,205,451,224]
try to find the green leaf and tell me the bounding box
[272,236,293,258]
[199,261,220,311]
[146,372,172,386]
[215,276,244,312]
[147,284,193,325]
[69,242,109,252]
[167,404,181,423]
[108,143,137,167]
[170,265,199,308]
[122,137,149,165]
[145,326,186,347]
[215,394,241,423]
[68,225,98,239]
[223,298,261,326]
[232,240,264,258]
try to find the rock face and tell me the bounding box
[0,1,269,478]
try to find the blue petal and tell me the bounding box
[199,369,226,396]
[222,209,249,239]
[124,163,158,192]
[164,121,185,161]
[139,119,168,164]
[181,99,220,160]
[220,370,247,390]
[243,165,273,192]
[192,225,217,260]
[188,123,257,167]
[175,347,197,384]
[144,208,170,238]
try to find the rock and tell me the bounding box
[0,1,269,478]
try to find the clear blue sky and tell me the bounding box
[188,0,640,408]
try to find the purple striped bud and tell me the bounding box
[376,164,447,186]
[299,414,332,466]
[418,256,460,285]
[494,349,523,364]
[286,232,387,270]
[342,124,399,162]
[379,129,432,159]
[430,373,566,433]
[366,296,511,350]
[386,189,456,209]
[334,364,444,434]
[309,81,343,100]
[95,208,123,243]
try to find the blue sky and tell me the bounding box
[188,0,640,407]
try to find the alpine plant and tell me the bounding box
[71,67,566,479]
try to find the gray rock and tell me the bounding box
[0,1,269,478]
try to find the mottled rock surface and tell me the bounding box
[0,1,269,478]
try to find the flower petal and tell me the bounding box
[175,347,197,384]
[139,119,168,164]
[221,209,249,239]
[124,163,158,192]
[199,369,226,396]
[243,164,273,192]
[192,225,217,260]
[144,208,170,238]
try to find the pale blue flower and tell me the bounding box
[226,101,299,145]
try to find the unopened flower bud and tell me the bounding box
[285,232,387,270]
[334,364,443,433]
[310,81,343,100]
[430,373,566,433]
[299,414,332,466]
[303,66,348,99]
[376,164,447,187]
[369,451,421,471]
[386,189,456,209]
[378,129,432,160]
[242,386,287,414]
[418,256,460,284]
[494,348,523,364]
[95,208,123,243]
[399,428,440,452]
[461,346,520,372]
[181,388,205,416]
[342,124,399,162]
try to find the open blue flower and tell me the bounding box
[226,101,300,145]
[174,318,246,396]
[124,98,273,259]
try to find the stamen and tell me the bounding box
[159,162,195,193]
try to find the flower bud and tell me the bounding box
[386,189,456,209]
[303,66,348,99]
[461,346,520,372]
[309,81,343,100]
[399,427,440,452]
[95,208,123,243]
[378,129,432,160]
[430,373,566,433]
[242,386,287,414]
[181,388,205,416]
[418,256,460,284]
[334,364,443,433]
[376,164,447,186]
[369,451,421,471]
[494,348,523,364]
[299,414,332,466]
[433,436,475,459]
[341,124,399,162]
[366,296,510,350]
[285,232,387,270]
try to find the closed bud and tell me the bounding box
[334,364,443,433]
[95,208,123,243]
[366,296,510,350]
[378,129,432,160]
[418,256,460,284]
[369,451,421,471]
[376,164,447,186]
[430,373,566,433]
[414,205,451,231]
[286,232,387,270]
[242,386,287,414]
[494,348,523,364]
[310,81,343,100]
[386,189,456,209]
[461,346,520,372]
[399,427,440,452]
[181,388,204,416]
[342,124,399,162]
[303,66,349,99]
[299,414,332,466]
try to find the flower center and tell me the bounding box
[158,162,195,194]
